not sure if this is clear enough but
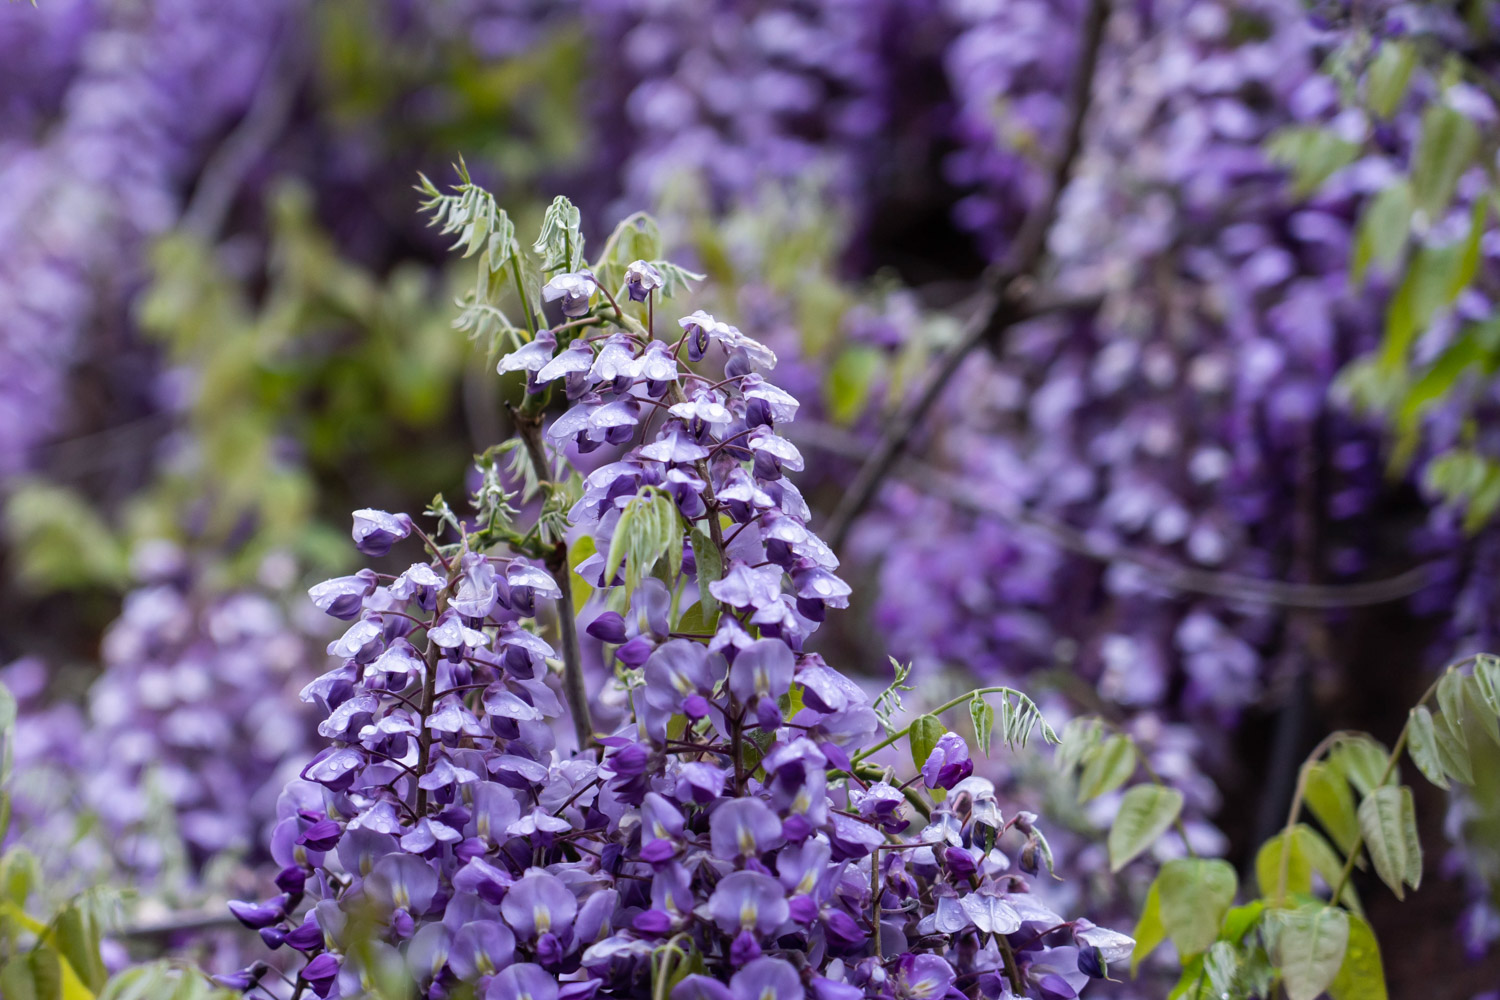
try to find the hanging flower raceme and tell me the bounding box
[220,187,1128,999]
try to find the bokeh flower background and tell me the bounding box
[4,0,1500,997]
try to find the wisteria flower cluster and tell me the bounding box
[5,541,318,889]
[219,187,1130,999]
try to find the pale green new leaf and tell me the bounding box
[1109,785,1184,872]
[1437,669,1470,750]
[969,696,995,757]
[1411,102,1480,219]
[1056,718,1105,774]
[1295,824,1361,915]
[1432,712,1474,785]
[1269,904,1350,1000]
[1465,672,1500,747]
[909,715,944,774]
[1304,761,1361,857]
[1405,706,1450,789]
[1256,829,1313,900]
[689,524,721,622]
[1358,785,1421,899]
[1156,858,1237,958]
[1367,40,1416,118]
[1266,126,1359,197]
[1077,734,1137,802]
[1352,180,1411,284]
[1331,735,1394,796]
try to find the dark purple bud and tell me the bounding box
[212,963,269,992]
[633,909,674,936]
[302,953,340,997]
[275,866,308,896]
[943,847,977,879]
[285,917,323,952]
[1078,946,1107,980]
[683,693,710,720]
[586,612,628,644]
[351,509,413,557]
[259,926,285,950]
[1020,838,1040,876]
[823,908,867,948]
[228,897,288,930]
[616,636,653,667]
[730,929,762,966]
[297,819,342,852]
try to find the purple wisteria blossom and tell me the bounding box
[220,191,1127,998]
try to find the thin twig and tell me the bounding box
[823,0,1110,552]
[794,422,1438,610]
[180,26,306,241]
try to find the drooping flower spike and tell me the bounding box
[222,188,1127,998]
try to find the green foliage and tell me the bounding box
[604,489,684,597]
[1156,859,1237,958]
[1265,125,1360,197]
[1300,33,1500,525]
[909,715,944,773]
[1108,785,1184,872]
[1065,655,1500,996]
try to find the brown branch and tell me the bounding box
[823,0,1110,552]
[180,27,306,241]
[795,422,1437,610]
[511,409,595,751]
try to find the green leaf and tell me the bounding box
[1130,880,1166,976]
[1220,900,1265,944]
[1474,655,1500,714]
[1304,762,1361,856]
[1269,904,1350,1000]
[1367,41,1416,117]
[567,535,596,615]
[30,945,62,1000]
[1056,717,1105,774]
[824,347,883,425]
[1166,955,1210,1000]
[1438,669,1470,750]
[1203,942,1243,998]
[1331,735,1393,796]
[1108,784,1184,872]
[55,906,105,992]
[1,957,39,1000]
[1256,830,1313,900]
[1077,734,1137,802]
[969,696,995,757]
[1327,913,1388,1000]
[1295,825,1361,915]
[1358,784,1422,899]
[909,715,944,774]
[1352,180,1412,283]
[1464,671,1500,747]
[1156,858,1238,958]
[1432,711,1474,785]
[673,600,719,637]
[1266,126,1360,196]
[1405,706,1450,789]
[689,524,721,622]
[1411,102,1480,219]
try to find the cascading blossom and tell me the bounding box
[220,191,1129,999]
